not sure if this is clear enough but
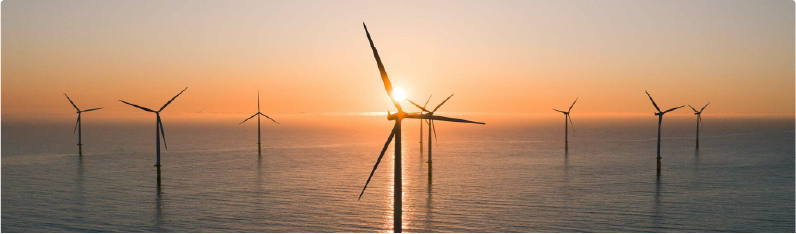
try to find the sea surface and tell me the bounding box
[2,116,794,232]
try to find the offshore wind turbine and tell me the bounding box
[645,90,684,176]
[119,87,188,167]
[553,97,578,151]
[357,23,485,233]
[408,93,454,184]
[688,102,710,149]
[240,91,279,155]
[63,93,103,156]
[418,95,432,151]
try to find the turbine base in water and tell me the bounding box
[156,165,162,187]
[656,158,661,176]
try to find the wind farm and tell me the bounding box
[408,93,456,184]
[2,1,794,233]
[357,23,485,233]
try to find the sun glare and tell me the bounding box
[393,87,406,102]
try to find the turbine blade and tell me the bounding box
[407,99,431,113]
[645,90,661,112]
[432,94,455,112]
[64,93,80,111]
[568,114,575,133]
[408,114,486,125]
[257,90,261,113]
[553,109,566,113]
[119,100,156,112]
[358,125,397,201]
[260,113,280,124]
[663,105,685,113]
[432,120,438,147]
[240,113,258,124]
[159,87,188,111]
[73,115,80,134]
[363,23,402,112]
[701,102,710,112]
[159,116,167,150]
[81,107,103,112]
[423,95,433,109]
[568,97,578,112]
[688,105,698,113]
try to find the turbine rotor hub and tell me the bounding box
[387,111,406,120]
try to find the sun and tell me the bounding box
[393,87,406,102]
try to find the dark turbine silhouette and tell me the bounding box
[63,93,103,156]
[357,23,485,233]
[418,95,432,151]
[407,93,455,184]
[118,87,188,167]
[240,91,279,156]
[553,97,578,151]
[645,90,684,176]
[688,102,710,149]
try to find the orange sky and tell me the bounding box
[2,0,794,123]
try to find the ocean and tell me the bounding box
[2,115,794,232]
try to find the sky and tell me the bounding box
[2,0,794,123]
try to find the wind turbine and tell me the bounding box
[240,91,279,155]
[688,102,710,149]
[645,90,684,176]
[118,87,188,167]
[358,23,485,233]
[63,93,103,156]
[553,97,578,151]
[407,93,454,184]
[418,95,432,151]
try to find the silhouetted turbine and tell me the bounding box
[240,90,279,155]
[358,23,485,233]
[645,90,684,176]
[688,102,710,149]
[119,87,188,167]
[408,93,455,184]
[419,95,432,151]
[64,93,103,156]
[553,97,578,151]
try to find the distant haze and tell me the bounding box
[3,0,793,123]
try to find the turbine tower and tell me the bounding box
[358,23,485,233]
[64,93,102,156]
[240,91,279,155]
[688,102,710,148]
[553,97,578,151]
[119,87,188,167]
[645,90,684,176]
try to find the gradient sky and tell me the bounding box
[3,0,794,122]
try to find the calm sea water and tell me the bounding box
[2,116,794,232]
